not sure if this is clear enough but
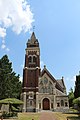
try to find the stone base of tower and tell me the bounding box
[21,91,38,112]
[22,92,27,112]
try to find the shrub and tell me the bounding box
[2,111,18,118]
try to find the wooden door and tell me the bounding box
[43,98,50,110]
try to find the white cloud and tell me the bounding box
[1,43,10,52]
[0,0,34,37]
[2,39,5,44]
[1,39,10,52]
[6,48,10,52]
[0,27,6,38]
[0,0,34,49]
[1,44,6,49]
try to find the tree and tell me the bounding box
[68,88,74,107]
[74,74,80,98]
[73,97,80,112]
[0,55,22,99]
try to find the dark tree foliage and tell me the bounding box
[74,74,80,98]
[68,88,74,107]
[0,55,22,100]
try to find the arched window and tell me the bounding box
[28,56,32,63]
[61,100,64,106]
[65,102,68,107]
[33,56,37,63]
[44,77,48,84]
[30,100,32,106]
[57,103,60,107]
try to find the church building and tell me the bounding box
[22,32,69,112]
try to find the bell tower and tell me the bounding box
[22,32,40,112]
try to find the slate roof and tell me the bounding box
[57,78,66,89]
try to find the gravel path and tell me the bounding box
[39,111,58,120]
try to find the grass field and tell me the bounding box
[18,112,80,120]
[18,113,40,120]
[53,112,80,120]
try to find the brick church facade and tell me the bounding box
[21,32,69,112]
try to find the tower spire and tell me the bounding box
[30,32,36,43]
[27,32,39,47]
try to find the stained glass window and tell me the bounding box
[44,77,48,84]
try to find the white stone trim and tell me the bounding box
[22,92,27,112]
[24,67,40,70]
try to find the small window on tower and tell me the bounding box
[33,56,36,63]
[28,56,32,63]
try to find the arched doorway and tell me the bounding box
[43,98,50,110]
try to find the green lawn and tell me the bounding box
[18,113,40,120]
[53,112,80,120]
[18,112,80,120]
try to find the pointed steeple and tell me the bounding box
[27,32,39,47]
[30,32,36,43]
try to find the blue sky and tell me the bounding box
[0,0,80,93]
